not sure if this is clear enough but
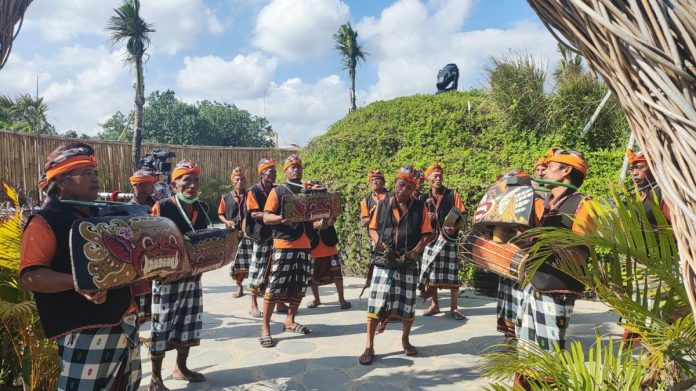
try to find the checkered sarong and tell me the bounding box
[265,249,312,304]
[136,292,152,324]
[231,237,254,283]
[150,275,203,357]
[496,278,520,338]
[248,240,273,296]
[56,314,141,391]
[367,264,419,325]
[419,236,460,290]
[515,284,576,351]
[309,254,343,286]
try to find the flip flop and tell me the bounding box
[422,307,440,316]
[248,309,263,318]
[340,301,352,310]
[403,344,418,356]
[450,310,467,321]
[283,323,311,335]
[172,370,206,382]
[358,347,375,365]
[259,335,274,348]
[307,301,321,308]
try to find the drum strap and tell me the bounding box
[173,196,212,232]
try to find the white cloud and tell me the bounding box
[253,0,350,61]
[357,0,558,101]
[22,0,223,54]
[176,52,278,101]
[1,45,134,134]
[235,75,350,145]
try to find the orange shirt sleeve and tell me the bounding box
[360,198,368,219]
[151,201,161,216]
[218,196,226,216]
[246,189,261,211]
[421,206,433,234]
[572,198,596,235]
[264,189,280,214]
[19,215,56,273]
[453,191,467,213]
[369,202,380,230]
[532,197,545,225]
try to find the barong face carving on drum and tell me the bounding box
[184,228,238,275]
[71,216,188,292]
[282,193,341,223]
[473,177,535,229]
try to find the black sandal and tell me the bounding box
[259,335,274,348]
[283,323,311,334]
[358,347,375,365]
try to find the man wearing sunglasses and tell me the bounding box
[515,148,594,386]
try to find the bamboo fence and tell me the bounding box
[527,1,696,317]
[0,130,298,203]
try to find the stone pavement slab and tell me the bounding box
[137,268,622,390]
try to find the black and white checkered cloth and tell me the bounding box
[367,264,419,324]
[309,253,343,286]
[56,314,141,391]
[136,292,151,324]
[515,284,576,351]
[419,236,460,290]
[248,240,273,295]
[150,275,203,357]
[265,249,312,302]
[496,278,520,337]
[231,237,254,281]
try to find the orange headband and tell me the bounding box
[129,174,159,185]
[395,166,419,186]
[368,170,384,181]
[627,149,648,165]
[533,157,547,169]
[230,169,246,181]
[257,160,276,174]
[545,148,588,177]
[172,160,201,181]
[424,162,443,179]
[39,155,97,190]
[283,156,302,171]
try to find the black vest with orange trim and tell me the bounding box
[531,191,588,293]
[310,226,339,249]
[31,199,133,339]
[364,189,390,212]
[420,188,455,229]
[222,191,245,226]
[271,184,314,242]
[245,183,273,242]
[374,196,425,256]
[157,197,209,234]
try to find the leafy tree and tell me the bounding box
[198,100,274,147]
[0,93,54,134]
[106,0,155,169]
[62,129,78,138]
[97,110,130,141]
[334,22,367,113]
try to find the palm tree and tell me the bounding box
[106,0,154,169]
[334,22,367,113]
[1,0,33,70]
[9,93,47,132]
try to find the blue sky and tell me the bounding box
[1,0,558,146]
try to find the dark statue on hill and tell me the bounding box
[436,63,459,93]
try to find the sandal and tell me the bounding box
[172,369,206,382]
[358,347,375,365]
[422,307,440,316]
[403,343,418,356]
[307,300,321,308]
[450,310,467,321]
[259,335,274,348]
[340,301,352,310]
[248,309,263,318]
[283,323,311,335]
[232,289,244,298]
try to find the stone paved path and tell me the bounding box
[138,268,621,390]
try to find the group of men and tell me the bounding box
[17,141,669,390]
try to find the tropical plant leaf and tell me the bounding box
[0,180,25,271]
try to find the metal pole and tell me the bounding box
[618,132,636,183]
[581,90,612,137]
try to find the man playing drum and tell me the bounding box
[516,148,594,355]
[419,162,468,320]
[20,143,142,390]
[219,167,252,300]
[260,155,314,347]
[359,165,432,365]
[307,213,351,310]
[149,160,209,389]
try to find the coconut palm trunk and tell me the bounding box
[132,57,145,169]
[349,66,357,112]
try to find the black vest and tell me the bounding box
[531,191,588,293]
[31,199,133,339]
[222,191,245,226]
[642,187,664,226]
[157,197,209,234]
[310,225,339,249]
[421,188,455,229]
[374,196,425,255]
[245,183,273,242]
[364,189,389,212]
[272,184,314,242]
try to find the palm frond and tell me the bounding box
[0,180,24,271]
[106,0,154,64]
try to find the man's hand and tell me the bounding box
[80,290,107,304]
[428,212,436,222]
[225,221,236,229]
